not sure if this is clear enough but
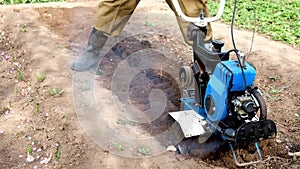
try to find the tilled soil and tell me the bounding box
[0,1,299,169]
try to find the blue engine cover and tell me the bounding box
[204,60,256,121]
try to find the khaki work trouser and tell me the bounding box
[94,0,212,44]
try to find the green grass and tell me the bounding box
[209,0,300,45]
[0,0,65,4]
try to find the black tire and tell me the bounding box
[251,88,267,120]
[179,66,193,87]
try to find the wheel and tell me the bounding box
[179,66,193,87]
[251,88,267,120]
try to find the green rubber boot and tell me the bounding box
[71,28,108,72]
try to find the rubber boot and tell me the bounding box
[71,27,108,72]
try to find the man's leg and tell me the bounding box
[71,0,140,71]
[165,0,213,45]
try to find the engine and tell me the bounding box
[204,60,257,122]
[231,93,258,120]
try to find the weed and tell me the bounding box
[270,86,280,94]
[17,71,24,81]
[26,144,35,162]
[8,100,12,110]
[20,27,27,33]
[48,87,64,96]
[26,145,32,154]
[265,93,278,102]
[269,85,290,95]
[96,68,103,75]
[57,44,67,48]
[34,90,39,113]
[37,73,46,82]
[55,142,61,161]
[35,98,39,112]
[14,65,25,81]
[15,131,21,137]
[116,118,136,125]
[137,146,151,156]
[81,102,89,107]
[112,143,124,151]
[78,86,91,92]
[145,21,153,27]
[73,78,90,84]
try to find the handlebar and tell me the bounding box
[171,0,225,27]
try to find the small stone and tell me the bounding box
[40,157,51,164]
[166,145,177,152]
[40,158,47,164]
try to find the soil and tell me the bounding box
[0,1,299,169]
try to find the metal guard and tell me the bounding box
[234,120,277,147]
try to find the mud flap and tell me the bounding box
[169,110,210,138]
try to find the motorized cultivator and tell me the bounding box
[169,0,277,166]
